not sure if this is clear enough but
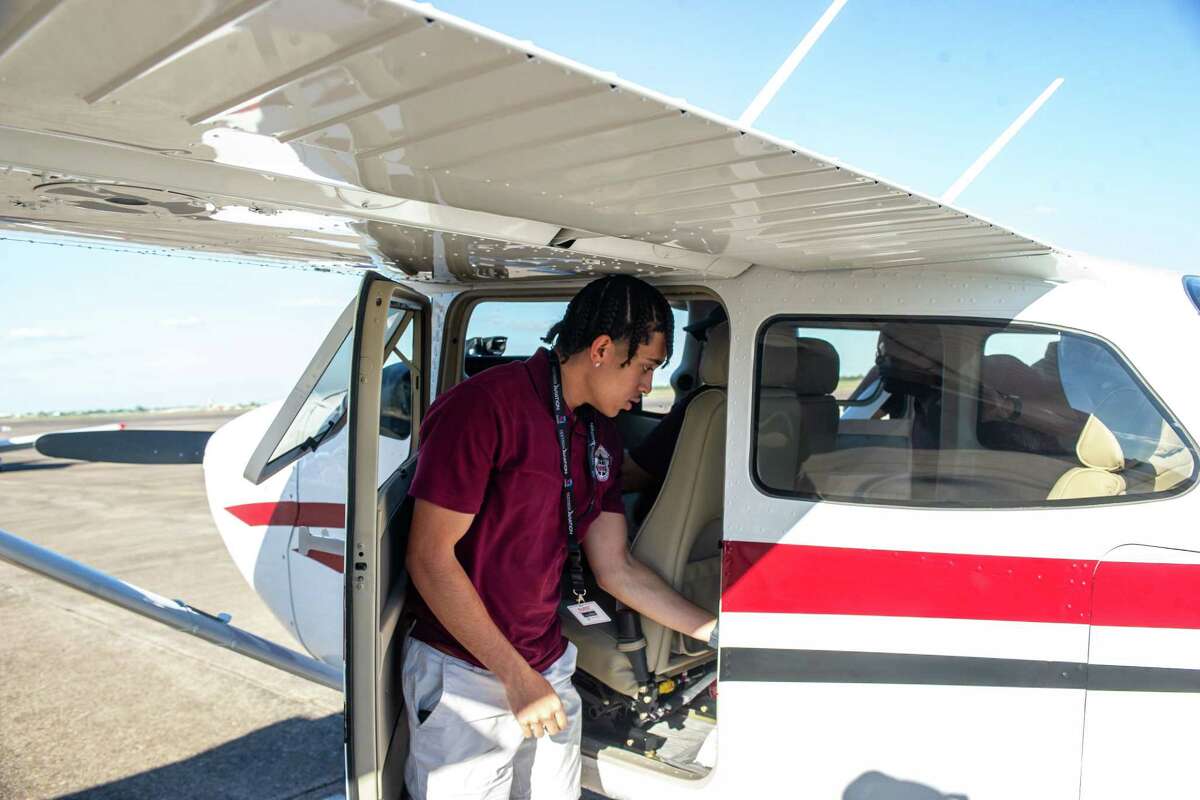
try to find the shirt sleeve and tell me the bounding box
[408,382,501,515]
[600,430,626,514]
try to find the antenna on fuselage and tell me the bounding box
[738,0,849,128]
[940,77,1065,204]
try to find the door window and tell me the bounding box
[245,300,418,484]
[380,308,418,442]
[752,318,1195,507]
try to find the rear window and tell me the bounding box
[752,318,1195,507]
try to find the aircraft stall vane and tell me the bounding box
[35,430,212,464]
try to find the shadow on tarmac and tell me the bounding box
[54,714,345,800]
[0,462,75,473]
[844,770,968,799]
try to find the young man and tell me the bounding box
[402,275,719,799]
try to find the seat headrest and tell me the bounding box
[795,338,839,396]
[760,329,797,388]
[1076,415,1125,471]
[760,334,839,396]
[699,321,729,386]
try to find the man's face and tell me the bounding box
[591,331,667,417]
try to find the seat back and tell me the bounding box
[793,338,840,493]
[756,336,840,493]
[756,329,804,489]
[1047,415,1127,500]
[632,321,728,676]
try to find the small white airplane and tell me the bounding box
[2,2,1199,799]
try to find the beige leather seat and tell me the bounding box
[757,336,840,494]
[756,329,804,489]
[1148,420,1194,492]
[1047,415,1127,500]
[563,322,728,696]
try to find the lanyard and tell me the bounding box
[547,350,597,604]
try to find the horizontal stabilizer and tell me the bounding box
[36,430,211,464]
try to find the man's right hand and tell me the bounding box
[504,667,567,739]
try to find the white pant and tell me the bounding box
[402,637,582,800]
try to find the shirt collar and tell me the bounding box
[526,348,586,426]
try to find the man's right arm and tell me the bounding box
[406,498,567,738]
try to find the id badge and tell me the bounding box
[566,601,612,626]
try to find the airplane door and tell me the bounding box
[343,273,430,800]
[1079,545,1200,799]
[287,297,423,668]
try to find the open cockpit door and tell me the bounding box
[343,273,430,800]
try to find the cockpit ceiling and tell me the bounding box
[0,0,1053,279]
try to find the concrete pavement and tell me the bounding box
[0,412,344,799]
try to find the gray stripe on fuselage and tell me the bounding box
[719,648,1200,692]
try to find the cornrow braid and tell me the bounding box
[543,275,674,366]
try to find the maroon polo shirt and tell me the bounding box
[407,348,625,672]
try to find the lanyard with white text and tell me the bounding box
[547,350,597,604]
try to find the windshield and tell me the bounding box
[266,305,412,466]
[268,331,353,462]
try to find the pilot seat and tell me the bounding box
[562,321,729,701]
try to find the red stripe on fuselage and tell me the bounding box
[225,502,345,528]
[292,548,345,574]
[722,541,1200,629]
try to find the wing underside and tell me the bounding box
[0,0,1052,279]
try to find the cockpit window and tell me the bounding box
[463,300,686,413]
[245,301,415,484]
[752,317,1195,507]
[268,329,353,463]
[465,301,568,360]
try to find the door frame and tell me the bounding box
[344,271,429,800]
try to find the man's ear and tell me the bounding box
[589,334,614,366]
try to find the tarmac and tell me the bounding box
[0,411,344,800]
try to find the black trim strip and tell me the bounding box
[1087,663,1200,693]
[720,648,1200,693]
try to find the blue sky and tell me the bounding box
[2,0,1197,414]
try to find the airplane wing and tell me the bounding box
[0,1,1053,278]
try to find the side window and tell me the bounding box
[268,329,353,463]
[752,318,1195,507]
[464,301,567,369]
[245,301,418,483]
[462,299,686,414]
[380,307,419,443]
[644,305,689,414]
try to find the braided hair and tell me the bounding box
[543,275,674,367]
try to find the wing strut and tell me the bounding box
[941,77,1065,204]
[0,527,342,691]
[738,0,849,127]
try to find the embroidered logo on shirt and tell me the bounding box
[592,444,611,482]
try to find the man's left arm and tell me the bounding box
[582,511,716,643]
